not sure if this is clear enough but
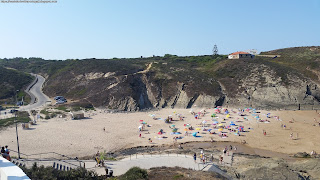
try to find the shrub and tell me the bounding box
[119,166,148,180]
[22,163,103,179]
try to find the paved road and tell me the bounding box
[19,74,51,112]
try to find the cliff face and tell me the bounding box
[43,60,320,111]
[4,46,319,111]
[44,67,223,111]
[223,64,320,110]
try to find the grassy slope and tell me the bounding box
[0,67,34,102]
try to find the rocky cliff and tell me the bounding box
[1,46,320,111]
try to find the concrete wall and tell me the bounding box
[0,157,30,180]
[228,54,239,59]
[256,55,281,58]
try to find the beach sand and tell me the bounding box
[1,108,320,158]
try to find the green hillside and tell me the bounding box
[1,46,320,110]
[0,67,33,102]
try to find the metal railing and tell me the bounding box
[9,149,84,169]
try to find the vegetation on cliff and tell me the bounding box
[1,46,320,110]
[0,66,33,103]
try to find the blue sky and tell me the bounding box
[0,0,319,60]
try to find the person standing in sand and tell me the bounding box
[290,133,293,139]
[193,153,197,163]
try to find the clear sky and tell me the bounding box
[0,0,319,60]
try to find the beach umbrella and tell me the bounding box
[139,120,144,122]
[184,124,190,127]
[226,114,230,118]
[218,128,223,132]
[218,124,224,127]
[212,120,219,124]
[184,128,189,131]
[202,120,207,124]
[196,127,202,131]
[211,114,216,117]
[171,124,175,128]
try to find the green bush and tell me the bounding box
[0,111,31,127]
[119,166,148,180]
[22,163,103,179]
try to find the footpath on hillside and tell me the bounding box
[14,153,232,178]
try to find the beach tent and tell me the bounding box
[192,132,198,137]
[230,121,236,126]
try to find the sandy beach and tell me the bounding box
[1,108,320,158]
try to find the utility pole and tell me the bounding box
[15,90,21,159]
[213,44,218,56]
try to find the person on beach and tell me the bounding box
[202,155,206,164]
[95,151,100,167]
[139,133,141,138]
[290,133,293,139]
[219,155,223,164]
[148,138,152,143]
[193,153,197,163]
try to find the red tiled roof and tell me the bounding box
[230,51,251,55]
